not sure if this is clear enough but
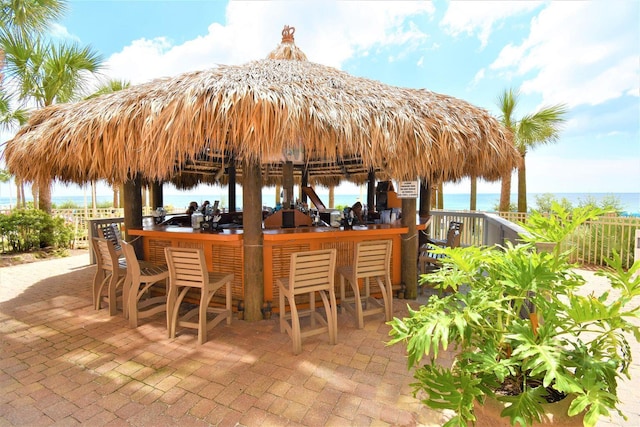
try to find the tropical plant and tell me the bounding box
[0,208,73,251]
[388,204,640,427]
[1,31,103,212]
[496,88,568,213]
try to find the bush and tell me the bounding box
[0,209,74,253]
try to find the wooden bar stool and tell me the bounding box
[91,237,126,316]
[121,241,169,328]
[277,248,338,355]
[164,247,233,345]
[338,239,392,329]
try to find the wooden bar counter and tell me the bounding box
[128,221,425,309]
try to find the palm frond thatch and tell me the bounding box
[2,26,518,188]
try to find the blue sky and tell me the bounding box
[1,0,639,199]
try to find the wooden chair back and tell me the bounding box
[98,223,123,252]
[288,249,337,295]
[445,221,463,248]
[93,237,120,272]
[164,247,209,290]
[353,240,392,280]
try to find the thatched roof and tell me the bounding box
[2,25,517,188]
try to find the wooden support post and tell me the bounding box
[367,169,375,211]
[123,175,143,253]
[150,181,163,209]
[228,163,236,212]
[419,180,431,247]
[301,165,308,204]
[401,197,418,299]
[243,159,264,321]
[283,161,294,208]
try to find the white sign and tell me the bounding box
[397,181,419,198]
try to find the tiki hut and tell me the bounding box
[2,26,518,320]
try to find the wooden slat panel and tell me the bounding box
[211,243,243,302]
[148,239,172,265]
[271,243,310,309]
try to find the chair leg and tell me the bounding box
[122,275,131,319]
[279,288,286,333]
[351,278,364,329]
[289,295,302,354]
[93,270,105,310]
[339,275,346,314]
[225,281,232,325]
[330,290,338,344]
[309,291,316,328]
[376,276,392,321]
[319,289,337,345]
[167,285,184,339]
[198,288,209,345]
[128,280,139,328]
[108,273,119,317]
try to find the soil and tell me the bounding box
[0,247,89,268]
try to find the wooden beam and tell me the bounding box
[228,163,237,212]
[283,161,294,208]
[401,196,418,299]
[150,181,163,209]
[123,175,143,253]
[243,159,264,321]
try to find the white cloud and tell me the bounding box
[441,1,541,48]
[490,1,640,108]
[525,155,640,193]
[103,1,435,84]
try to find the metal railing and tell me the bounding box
[427,210,639,269]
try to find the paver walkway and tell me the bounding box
[0,253,637,426]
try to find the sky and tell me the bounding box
[1,0,639,200]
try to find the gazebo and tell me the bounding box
[2,26,518,320]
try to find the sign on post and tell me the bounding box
[397,181,419,199]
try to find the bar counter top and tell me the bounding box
[128,216,430,241]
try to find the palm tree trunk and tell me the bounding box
[517,153,527,213]
[470,176,477,211]
[499,171,512,212]
[32,183,38,209]
[91,180,97,215]
[38,180,51,213]
[112,185,119,208]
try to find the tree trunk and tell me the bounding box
[38,179,52,213]
[91,181,97,215]
[517,153,527,213]
[242,159,264,321]
[470,176,477,211]
[112,185,119,208]
[499,171,512,212]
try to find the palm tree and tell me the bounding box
[1,87,28,207]
[496,88,567,213]
[2,35,103,212]
[1,0,69,211]
[1,0,68,82]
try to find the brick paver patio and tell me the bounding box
[0,253,637,426]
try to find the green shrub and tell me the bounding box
[0,209,74,253]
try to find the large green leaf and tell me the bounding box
[498,387,547,426]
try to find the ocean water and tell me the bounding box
[1,192,638,215]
